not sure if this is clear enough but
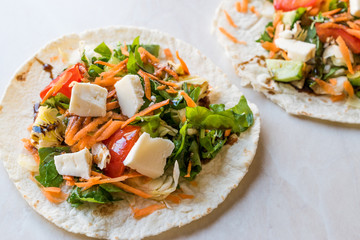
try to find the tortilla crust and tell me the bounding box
[213,0,360,124]
[0,26,260,239]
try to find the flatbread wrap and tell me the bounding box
[0,26,260,239]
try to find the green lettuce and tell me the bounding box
[94,42,112,59]
[42,93,70,110]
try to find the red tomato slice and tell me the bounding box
[103,126,141,178]
[273,0,317,11]
[315,23,360,54]
[40,63,84,99]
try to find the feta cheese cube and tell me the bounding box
[91,143,110,169]
[123,132,175,179]
[114,74,144,117]
[69,83,107,117]
[54,148,92,179]
[350,0,360,17]
[275,38,316,62]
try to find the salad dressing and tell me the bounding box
[35,57,54,79]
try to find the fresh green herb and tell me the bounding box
[81,51,90,68]
[42,93,70,110]
[177,140,202,181]
[35,147,70,187]
[94,42,112,59]
[256,22,273,43]
[99,183,125,193]
[324,67,342,79]
[186,96,253,133]
[141,44,160,57]
[88,64,104,81]
[199,129,227,159]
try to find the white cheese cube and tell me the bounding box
[123,132,175,179]
[54,148,92,179]
[275,38,316,62]
[114,74,144,117]
[91,143,110,169]
[69,83,107,117]
[350,0,360,17]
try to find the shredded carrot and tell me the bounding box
[112,113,128,121]
[138,47,160,63]
[273,23,282,40]
[94,61,116,68]
[224,129,231,137]
[223,10,238,28]
[218,27,247,44]
[156,79,179,88]
[41,188,68,204]
[165,194,181,204]
[93,119,113,139]
[333,16,351,22]
[77,135,96,150]
[176,51,190,75]
[163,48,174,62]
[322,8,341,16]
[346,28,360,39]
[308,7,320,16]
[94,76,122,87]
[250,6,260,17]
[106,101,120,111]
[344,80,355,97]
[313,78,336,95]
[184,161,192,178]
[156,85,167,90]
[138,70,152,100]
[21,138,40,164]
[140,70,160,81]
[96,120,123,141]
[121,99,170,129]
[336,36,354,74]
[329,78,338,86]
[121,42,129,56]
[41,71,72,104]
[92,172,152,198]
[281,51,290,60]
[43,187,61,193]
[180,91,197,107]
[178,194,194,199]
[235,1,242,12]
[347,21,360,30]
[98,59,128,79]
[273,11,282,28]
[107,89,116,98]
[241,0,248,12]
[63,176,75,186]
[72,112,112,143]
[166,86,178,94]
[261,42,280,53]
[266,26,274,38]
[83,117,92,126]
[132,204,166,219]
[331,93,346,102]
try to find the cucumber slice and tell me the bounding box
[266,59,304,82]
[347,71,360,86]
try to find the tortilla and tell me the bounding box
[213,0,360,124]
[0,26,260,239]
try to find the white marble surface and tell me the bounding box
[0,0,359,239]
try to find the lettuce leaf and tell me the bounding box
[186,96,253,133]
[42,93,70,110]
[94,42,112,59]
[199,129,227,159]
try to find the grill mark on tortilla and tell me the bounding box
[238,55,266,70]
[35,57,54,79]
[93,203,119,217]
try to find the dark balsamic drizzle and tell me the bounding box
[35,57,54,79]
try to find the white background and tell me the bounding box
[0,0,359,239]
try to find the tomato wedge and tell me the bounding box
[315,23,360,54]
[273,0,317,11]
[103,126,141,178]
[40,63,84,99]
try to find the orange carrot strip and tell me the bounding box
[163,48,174,62]
[347,21,360,30]
[93,119,113,139]
[165,194,181,204]
[156,85,167,90]
[223,10,238,28]
[96,120,124,141]
[336,36,354,74]
[43,187,61,193]
[94,77,121,87]
[138,70,152,100]
[121,99,170,129]
[218,27,247,44]
[273,11,282,27]
[156,79,179,88]
[273,23,282,40]
[241,0,248,12]
[281,50,290,60]
[333,16,351,22]
[21,138,40,164]
[331,93,346,102]
[235,2,242,12]
[92,172,152,198]
[99,59,128,79]
[112,113,128,121]
[180,91,197,107]
[94,61,116,68]
[106,101,120,111]
[41,71,72,104]
[346,28,360,39]
[329,78,337,86]
[107,89,116,98]
[72,113,112,143]
[266,26,274,38]
[121,42,129,56]
[313,78,336,95]
[250,6,260,17]
[262,41,280,53]
[41,188,68,204]
[322,8,341,16]
[166,86,178,94]
[344,80,355,97]
[184,161,192,178]
[138,47,160,63]
[224,129,231,137]
[132,204,166,219]
[178,194,194,199]
[176,51,190,75]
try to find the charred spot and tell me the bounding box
[226,134,238,145]
[198,96,210,109]
[267,90,275,95]
[16,72,27,81]
[92,203,119,217]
